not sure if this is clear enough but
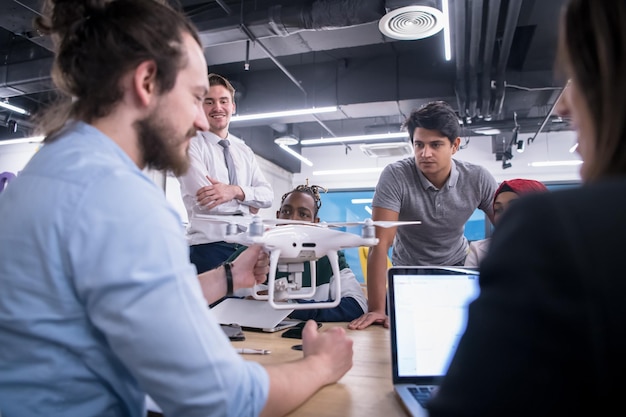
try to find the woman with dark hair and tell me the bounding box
[427,0,626,415]
[464,178,548,268]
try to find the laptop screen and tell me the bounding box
[388,267,480,382]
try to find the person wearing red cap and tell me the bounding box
[464,178,548,268]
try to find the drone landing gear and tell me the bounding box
[252,250,341,310]
[272,262,313,300]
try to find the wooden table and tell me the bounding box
[234,323,407,417]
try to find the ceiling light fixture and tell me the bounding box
[569,142,578,153]
[474,127,501,135]
[0,100,29,115]
[528,160,583,167]
[516,139,525,153]
[274,135,299,146]
[312,167,384,176]
[278,144,313,166]
[442,0,452,61]
[301,132,408,146]
[0,136,44,146]
[230,106,337,122]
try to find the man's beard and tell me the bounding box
[135,110,196,177]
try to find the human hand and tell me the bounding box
[195,176,240,209]
[231,245,269,291]
[347,311,389,330]
[301,321,353,385]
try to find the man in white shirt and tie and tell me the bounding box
[178,73,273,273]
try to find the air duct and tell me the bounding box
[360,142,413,158]
[194,0,386,46]
[378,0,444,40]
[1,0,388,100]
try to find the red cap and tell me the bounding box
[494,179,548,209]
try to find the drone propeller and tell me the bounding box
[192,214,421,231]
[192,213,325,227]
[194,214,325,234]
[322,219,421,228]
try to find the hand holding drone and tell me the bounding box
[193,214,421,309]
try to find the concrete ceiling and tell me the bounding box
[0,0,569,173]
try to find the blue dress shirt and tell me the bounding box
[0,122,269,417]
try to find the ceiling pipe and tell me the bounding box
[195,0,386,46]
[470,115,568,135]
[527,84,568,144]
[493,0,523,116]
[466,0,483,119]
[480,0,501,119]
[276,0,385,33]
[213,0,233,15]
[454,0,468,118]
[0,58,54,99]
[239,23,307,96]
[1,0,387,101]
[238,22,338,141]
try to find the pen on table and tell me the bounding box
[237,348,271,355]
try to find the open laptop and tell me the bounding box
[209,297,301,332]
[388,266,480,417]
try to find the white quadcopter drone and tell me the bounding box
[193,213,421,310]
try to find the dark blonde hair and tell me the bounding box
[34,0,201,141]
[208,73,236,102]
[558,0,626,180]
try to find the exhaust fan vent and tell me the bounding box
[379,5,444,40]
[360,142,413,158]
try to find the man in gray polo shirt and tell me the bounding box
[349,101,497,330]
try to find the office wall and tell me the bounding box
[0,142,42,192]
[293,131,582,190]
[0,130,580,213]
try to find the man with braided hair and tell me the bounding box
[228,182,367,321]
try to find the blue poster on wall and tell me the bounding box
[320,189,488,283]
[320,182,579,283]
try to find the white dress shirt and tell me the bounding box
[178,130,273,245]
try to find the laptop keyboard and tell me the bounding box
[408,386,437,407]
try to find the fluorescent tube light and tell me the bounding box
[0,101,29,115]
[278,144,313,166]
[442,0,452,61]
[301,132,408,146]
[528,160,583,167]
[351,198,373,204]
[0,136,44,146]
[474,127,501,135]
[569,143,578,153]
[313,167,384,176]
[230,106,337,122]
[364,206,372,215]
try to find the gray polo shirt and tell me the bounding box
[373,158,497,266]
